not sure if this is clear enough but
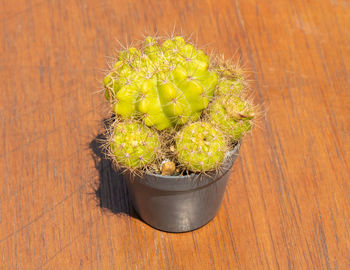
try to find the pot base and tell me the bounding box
[137,213,217,233]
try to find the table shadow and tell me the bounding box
[89,130,139,219]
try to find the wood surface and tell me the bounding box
[1,0,349,269]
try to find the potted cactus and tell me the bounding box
[102,36,256,232]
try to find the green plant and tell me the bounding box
[207,95,254,141]
[104,36,218,130]
[103,36,256,175]
[107,120,160,169]
[215,77,244,97]
[175,122,227,172]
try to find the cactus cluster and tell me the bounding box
[103,36,256,174]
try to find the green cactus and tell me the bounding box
[102,36,257,174]
[104,36,218,130]
[208,96,254,141]
[215,77,244,97]
[109,120,160,168]
[175,122,227,172]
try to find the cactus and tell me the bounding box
[109,120,160,168]
[208,95,254,141]
[215,77,244,97]
[175,122,227,172]
[102,35,257,174]
[104,36,218,130]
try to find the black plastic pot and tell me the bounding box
[124,144,240,233]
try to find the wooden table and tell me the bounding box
[1,0,349,269]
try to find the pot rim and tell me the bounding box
[125,143,240,192]
[146,143,240,179]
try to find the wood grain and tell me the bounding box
[1,0,349,269]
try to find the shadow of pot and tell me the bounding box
[123,144,240,233]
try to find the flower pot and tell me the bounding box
[124,144,240,233]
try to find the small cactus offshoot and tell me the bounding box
[215,77,244,97]
[109,120,160,169]
[104,36,218,130]
[175,122,227,172]
[208,95,254,141]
